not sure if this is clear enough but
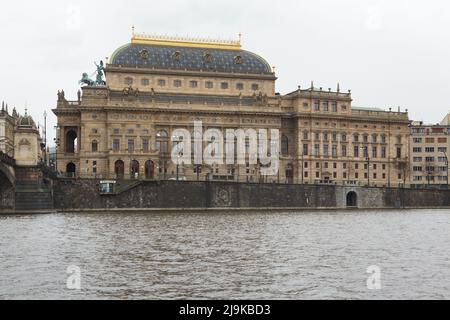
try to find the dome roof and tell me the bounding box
[109,35,273,75]
[18,111,35,128]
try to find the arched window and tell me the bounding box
[131,160,140,179]
[91,140,98,153]
[66,163,76,178]
[115,160,125,179]
[282,135,289,156]
[145,160,155,180]
[65,130,77,154]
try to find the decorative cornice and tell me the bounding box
[131,32,241,51]
[105,65,277,80]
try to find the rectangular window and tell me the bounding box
[425,147,435,153]
[314,101,320,111]
[157,79,166,87]
[173,80,182,87]
[381,147,387,158]
[323,144,329,157]
[142,139,149,153]
[314,144,320,157]
[426,157,435,162]
[221,82,229,89]
[372,147,377,159]
[372,135,378,143]
[397,148,402,158]
[128,140,135,153]
[332,133,337,142]
[303,144,309,156]
[426,138,435,143]
[438,147,447,153]
[113,128,120,135]
[354,146,359,158]
[414,157,423,162]
[332,145,338,158]
[342,145,347,157]
[189,80,198,88]
[413,138,422,143]
[323,102,329,112]
[303,132,309,140]
[113,139,120,151]
[438,138,448,143]
[413,147,422,153]
[332,102,338,113]
[236,83,244,90]
[363,146,369,158]
[342,134,347,142]
[205,81,214,89]
[251,84,259,91]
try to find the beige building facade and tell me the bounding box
[1,104,43,166]
[53,33,411,186]
[410,118,450,186]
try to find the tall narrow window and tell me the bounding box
[91,140,98,153]
[113,139,120,152]
[142,139,149,153]
[128,139,135,153]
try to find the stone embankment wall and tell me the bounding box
[53,179,450,211]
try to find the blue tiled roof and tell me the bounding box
[110,44,273,75]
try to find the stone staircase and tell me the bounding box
[15,182,54,211]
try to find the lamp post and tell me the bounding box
[53,125,60,173]
[43,111,47,166]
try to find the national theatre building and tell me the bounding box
[53,32,411,187]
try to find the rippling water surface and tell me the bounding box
[0,210,449,300]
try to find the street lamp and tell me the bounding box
[53,125,61,173]
[43,111,47,165]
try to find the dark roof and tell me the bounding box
[110,43,273,75]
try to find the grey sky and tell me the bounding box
[1,0,449,145]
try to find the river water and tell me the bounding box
[0,210,449,300]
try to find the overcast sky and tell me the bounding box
[1,0,450,144]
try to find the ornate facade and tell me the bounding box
[53,33,411,186]
[0,103,43,166]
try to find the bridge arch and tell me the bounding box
[0,161,15,187]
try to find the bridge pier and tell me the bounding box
[0,170,15,210]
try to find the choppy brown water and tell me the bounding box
[0,210,449,300]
